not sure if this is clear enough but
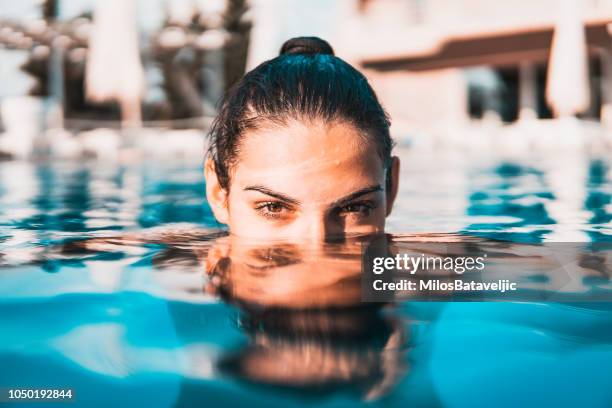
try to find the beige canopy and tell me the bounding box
[86,0,145,125]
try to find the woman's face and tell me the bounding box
[206,119,399,241]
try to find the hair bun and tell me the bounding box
[279,36,335,56]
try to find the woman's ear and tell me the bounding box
[385,156,400,216]
[204,159,229,224]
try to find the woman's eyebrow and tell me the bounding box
[243,184,382,207]
[333,185,383,207]
[243,185,301,205]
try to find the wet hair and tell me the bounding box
[207,36,393,190]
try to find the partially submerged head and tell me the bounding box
[205,36,399,241]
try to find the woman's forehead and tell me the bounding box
[230,121,385,197]
[235,120,382,172]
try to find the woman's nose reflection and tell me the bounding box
[205,237,408,401]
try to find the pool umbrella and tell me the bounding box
[545,0,590,118]
[86,0,145,126]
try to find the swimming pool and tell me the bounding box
[1,146,611,407]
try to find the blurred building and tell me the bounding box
[0,0,251,129]
[338,0,612,135]
[2,0,612,139]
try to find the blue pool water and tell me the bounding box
[1,147,612,407]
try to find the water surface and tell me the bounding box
[1,148,612,407]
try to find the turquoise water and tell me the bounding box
[1,149,612,407]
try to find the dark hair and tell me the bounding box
[207,36,393,190]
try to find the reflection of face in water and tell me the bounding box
[205,236,407,401]
[205,120,400,241]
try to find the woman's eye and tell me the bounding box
[339,202,374,216]
[265,203,284,213]
[254,202,291,219]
